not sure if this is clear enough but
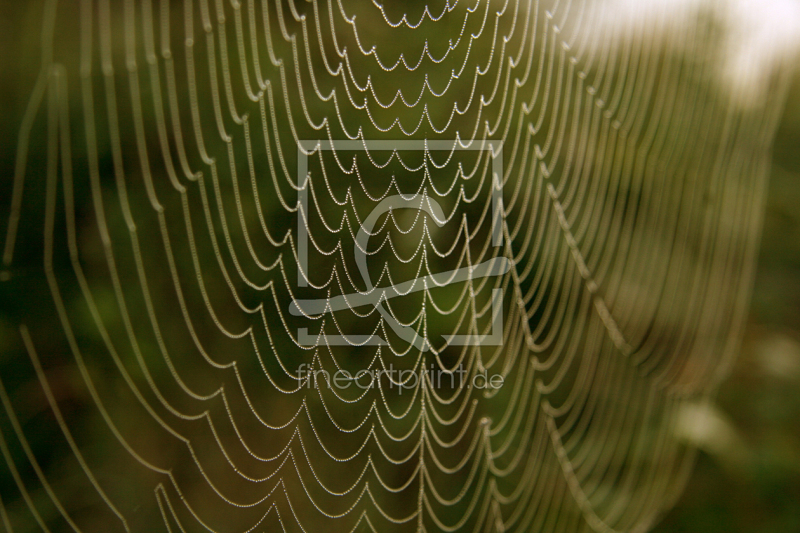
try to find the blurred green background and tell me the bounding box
[656,74,800,533]
[0,1,798,531]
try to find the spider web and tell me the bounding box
[0,0,789,532]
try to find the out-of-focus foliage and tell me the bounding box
[0,1,797,531]
[656,74,800,533]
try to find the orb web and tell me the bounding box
[0,0,789,532]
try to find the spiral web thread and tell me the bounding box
[0,0,789,532]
